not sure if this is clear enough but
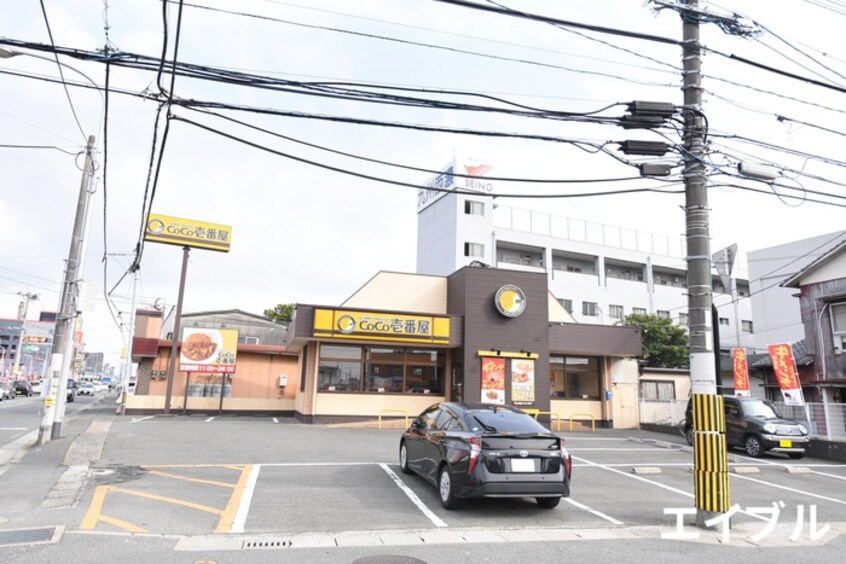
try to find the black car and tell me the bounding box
[13,380,32,397]
[399,402,572,509]
[684,396,809,458]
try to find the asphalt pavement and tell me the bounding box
[2,397,846,563]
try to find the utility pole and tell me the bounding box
[119,266,139,415]
[681,0,729,526]
[38,135,96,445]
[12,292,38,377]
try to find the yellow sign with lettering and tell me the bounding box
[144,213,232,252]
[313,309,449,344]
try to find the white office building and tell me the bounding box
[416,158,756,353]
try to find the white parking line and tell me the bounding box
[272,418,278,424]
[565,498,623,525]
[379,463,448,528]
[732,473,846,505]
[0,427,27,431]
[231,464,261,533]
[130,416,154,424]
[205,417,215,423]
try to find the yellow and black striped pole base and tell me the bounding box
[691,393,730,513]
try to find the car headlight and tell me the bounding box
[798,424,808,435]
[763,423,777,433]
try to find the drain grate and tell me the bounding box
[0,527,59,547]
[242,539,292,549]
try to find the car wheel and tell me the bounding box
[744,435,764,458]
[399,442,412,474]
[438,465,458,509]
[536,497,561,509]
[788,452,806,460]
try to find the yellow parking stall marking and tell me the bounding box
[215,464,254,534]
[111,486,224,515]
[98,515,147,533]
[145,469,237,488]
[81,485,111,530]
[81,464,254,534]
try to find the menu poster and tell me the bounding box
[481,357,505,405]
[511,359,535,404]
[732,348,750,397]
[768,343,805,407]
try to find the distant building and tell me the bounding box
[415,156,756,354]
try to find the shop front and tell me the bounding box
[286,268,642,428]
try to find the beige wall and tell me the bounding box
[549,399,602,431]
[342,272,448,314]
[608,358,640,429]
[126,394,295,412]
[315,392,443,420]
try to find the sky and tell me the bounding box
[2,0,845,369]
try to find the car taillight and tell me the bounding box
[466,436,481,474]
[559,438,571,476]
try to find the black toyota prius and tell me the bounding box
[399,402,572,509]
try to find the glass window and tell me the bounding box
[405,349,444,395]
[318,345,363,391]
[678,312,689,326]
[609,304,624,320]
[742,320,754,333]
[365,363,404,392]
[633,307,647,315]
[320,345,445,395]
[464,242,484,257]
[464,200,484,216]
[582,302,598,316]
[719,317,730,326]
[657,310,671,320]
[559,299,573,313]
[640,380,675,401]
[549,355,601,399]
[833,303,846,333]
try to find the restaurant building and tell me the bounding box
[128,266,642,428]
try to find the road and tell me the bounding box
[1,405,845,563]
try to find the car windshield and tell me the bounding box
[742,400,781,419]
[464,410,549,434]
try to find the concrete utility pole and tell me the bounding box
[681,0,730,526]
[119,266,139,415]
[38,135,96,445]
[11,292,38,376]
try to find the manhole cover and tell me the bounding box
[0,527,58,547]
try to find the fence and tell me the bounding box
[639,399,846,442]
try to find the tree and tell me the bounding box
[264,303,295,323]
[623,313,689,368]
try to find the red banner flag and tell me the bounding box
[732,348,750,397]
[767,343,805,406]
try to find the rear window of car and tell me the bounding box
[462,410,550,433]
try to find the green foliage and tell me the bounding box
[264,303,295,323]
[623,313,689,368]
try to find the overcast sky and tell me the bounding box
[2,0,845,368]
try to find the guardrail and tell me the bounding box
[377,408,409,430]
[526,410,561,432]
[569,413,596,432]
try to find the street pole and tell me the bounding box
[163,247,190,415]
[38,135,96,445]
[11,292,38,377]
[681,0,729,526]
[119,266,139,415]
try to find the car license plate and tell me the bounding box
[511,459,534,472]
[779,440,792,448]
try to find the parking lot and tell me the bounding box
[74,416,846,551]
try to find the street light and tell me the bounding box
[1,46,103,443]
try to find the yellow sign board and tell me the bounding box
[144,213,232,252]
[313,309,449,344]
